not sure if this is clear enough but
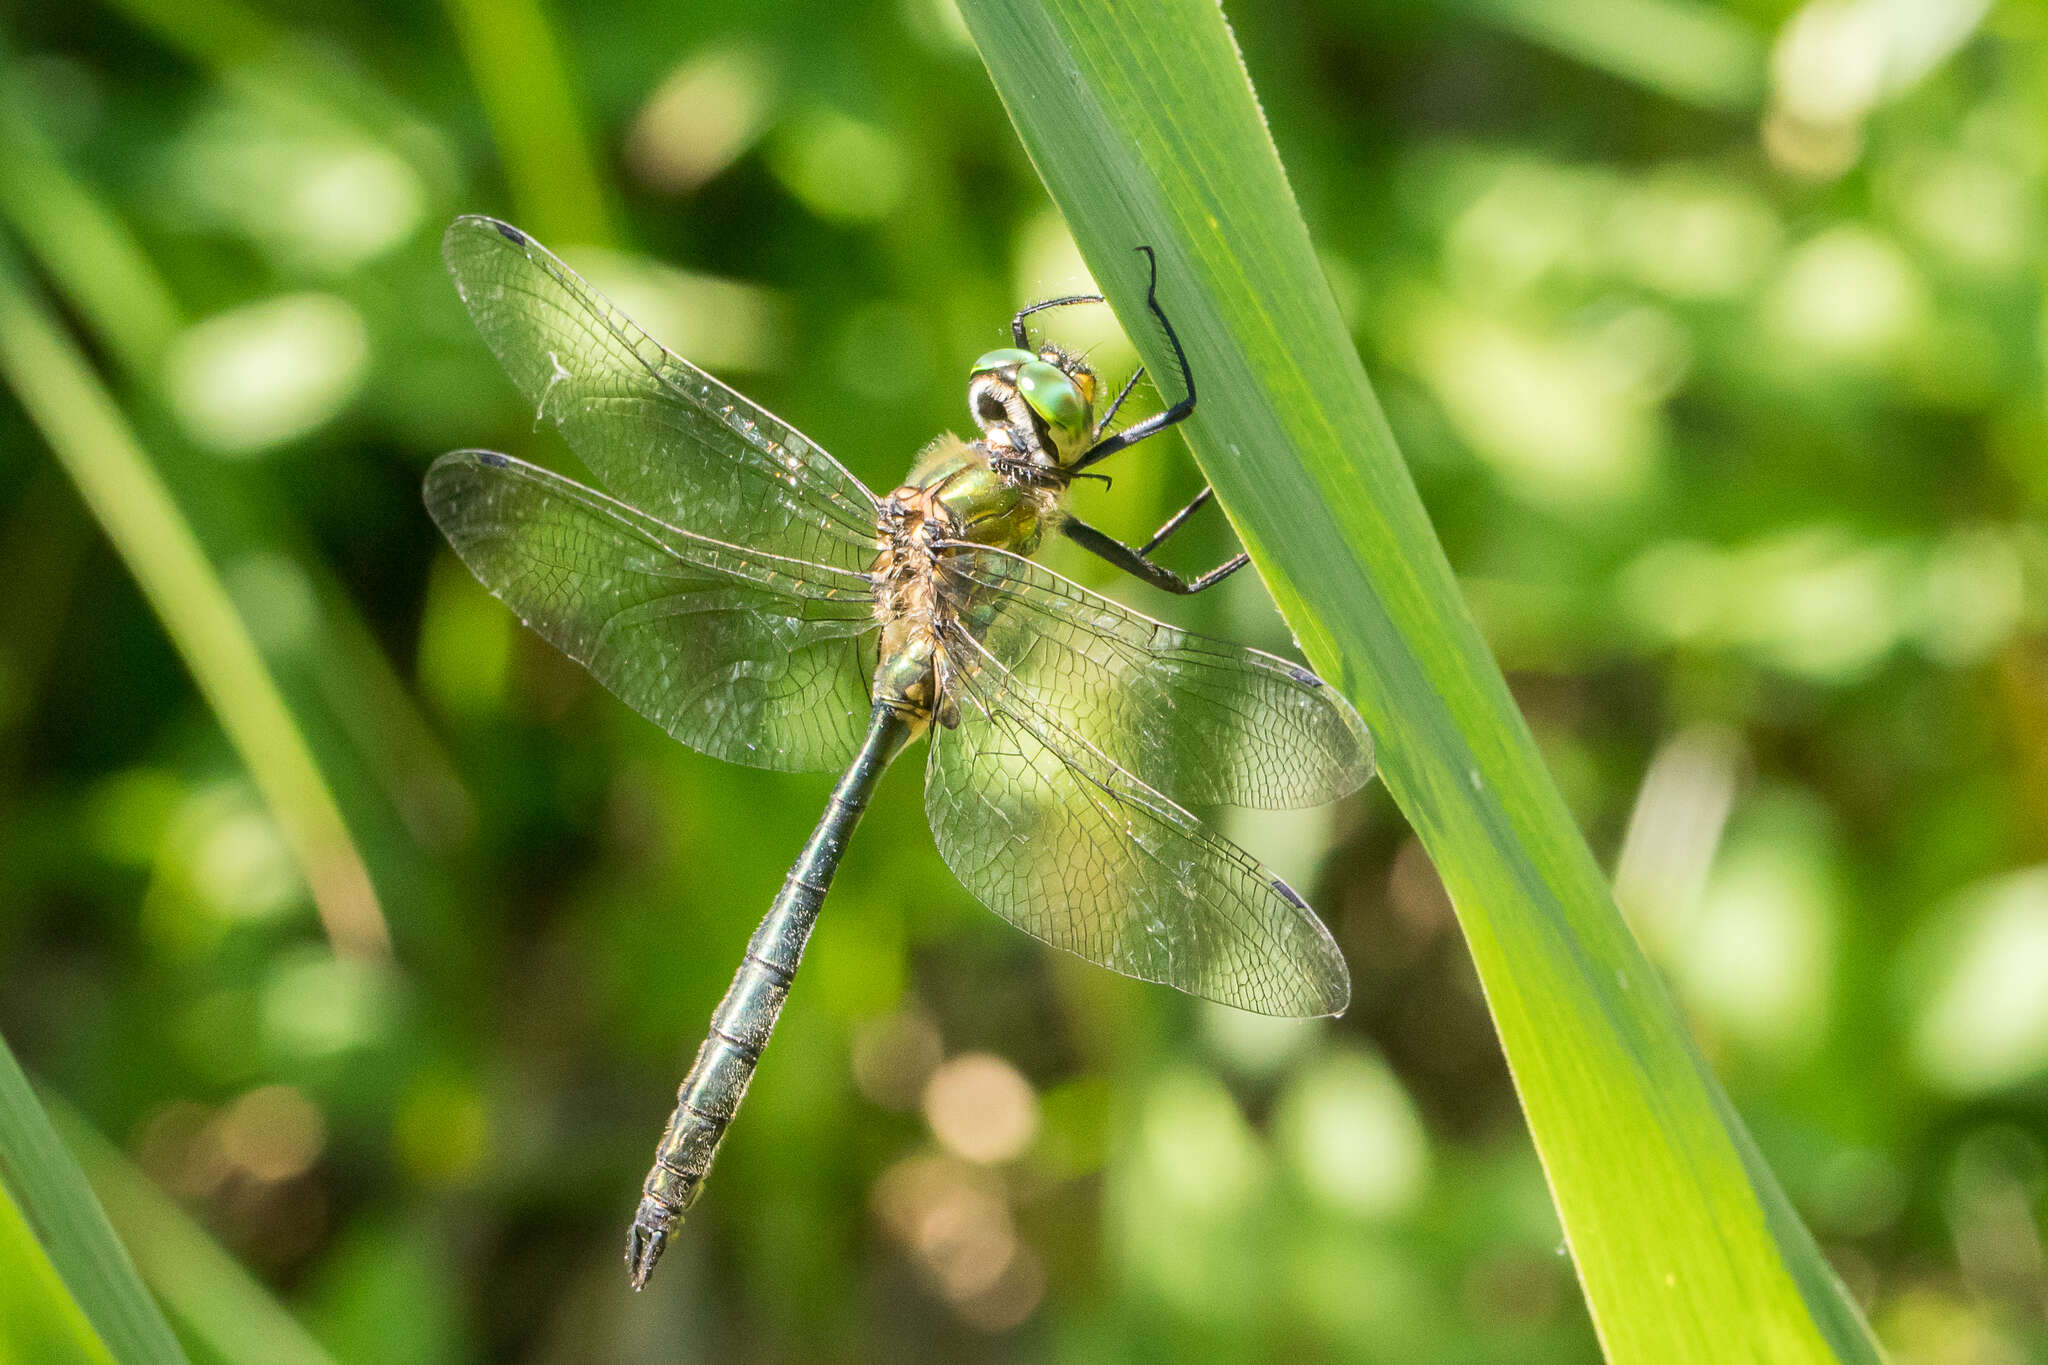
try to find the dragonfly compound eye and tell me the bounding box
[969,348,1035,380]
[1016,361,1090,457]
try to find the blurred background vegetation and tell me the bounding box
[0,0,2042,1360]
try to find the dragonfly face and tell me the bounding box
[423,216,1375,1288]
[966,345,1099,472]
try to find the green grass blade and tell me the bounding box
[439,0,614,247]
[0,247,391,960]
[0,77,476,861]
[0,1032,186,1364]
[1457,0,1767,113]
[89,0,455,194]
[0,90,181,375]
[956,2,1882,1359]
[46,1098,339,1365]
[0,1188,118,1365]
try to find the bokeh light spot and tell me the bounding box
[261,947,396,1058]
[851,1008,943,1111]
[625,46,777,195]
[1913,868,2048,1094]
[1762,227,1927,367]
[871,1154,1034,1326]
[1274,1049,1430,1218]
[769,110,908,224]
[218,1084,326,1183]
[923,1052,1038,1164]
[166,293,369,455]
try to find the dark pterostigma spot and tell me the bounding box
[1270,876,1309,909]
[493,220,526,245]
[1282,662,1322,687]
[478,450,510,467]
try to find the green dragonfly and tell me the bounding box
[424,216,1374,1289]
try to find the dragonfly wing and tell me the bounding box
[443,216,880,574]
[426,450,880,773]
[924,630,1350,1017]
[936,545,1372,810]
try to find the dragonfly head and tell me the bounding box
[968,345,1098,473]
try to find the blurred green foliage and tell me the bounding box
[0,0,2043,1361]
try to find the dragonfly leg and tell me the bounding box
[1061,515,1249,595]
[1140,485,1219,555]
[1091,367,1146,442]
[1011,291,1105,347]
[1071,247,1195,474]
[1007,247,1194,470]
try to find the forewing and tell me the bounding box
[925,632,1350,1017]
[426,450,879,773]
[443,216,880,573]
[937,545,1372,810]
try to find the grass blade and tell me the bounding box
[957,1,1882,1358]
[46,1097,338,1365]
[0,81,476,860]
[0,248,390,959]
[0,1032,185,1364]
[1458,0,1767,113]
[0,90,181,374]
[439,0,614,246]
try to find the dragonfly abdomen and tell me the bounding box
[626,708,912,1290]
[638,951,791,1207]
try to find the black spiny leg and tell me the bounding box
[1012,292,1102,346]
[1141,485,1216,554]
[1071,246,1195,473]
[1092,367,1145,442]
[1005,247,1196,470]
[1062,496,1250,595]
[1024,246,1245,594]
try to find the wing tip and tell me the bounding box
[442,217,542,300]
[422,448,519,519]
[426,447,512,475]
[1277,659,1378,799]
[447,213,527,246]
[1348,718,1377,791]
[1305,955,1352,1016]
[1321,682,1376,796]
[1269,876,1353,1017]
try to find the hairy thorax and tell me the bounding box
[869,435,1061,726]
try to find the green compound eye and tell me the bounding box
[1017,361,1089,443]
[969,347,1035,379]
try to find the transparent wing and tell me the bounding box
[443,215,880,574]
[935,545,1372,810]
[426,450,879,773]
[925,628,1351,1017]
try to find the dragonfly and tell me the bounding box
[423,216,1374,1289]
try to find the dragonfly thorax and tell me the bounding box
[870,483,954,728]
[870,436,1062,729]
